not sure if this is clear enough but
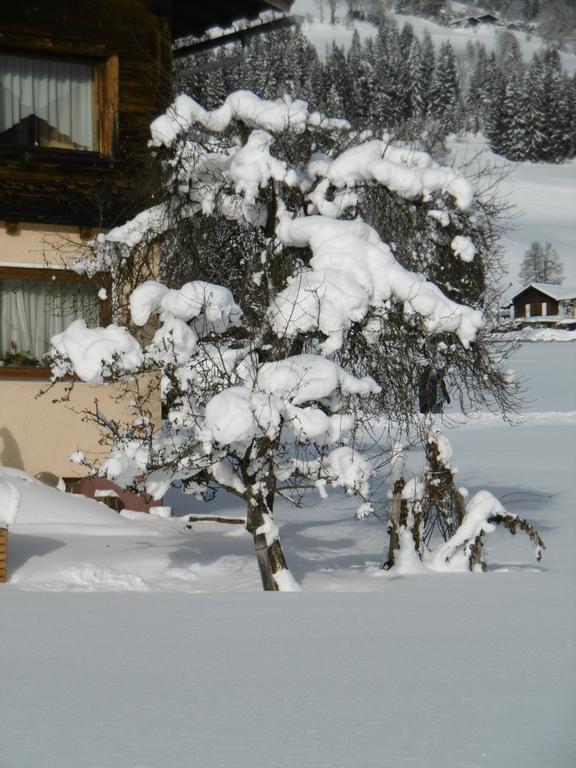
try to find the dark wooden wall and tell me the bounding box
[0,0,173,228]
[513,288,559,317]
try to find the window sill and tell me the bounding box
[0,145,119,168]
[0,366,53,381]
[0,367,82,383]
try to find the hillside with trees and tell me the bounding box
[182,9,576,163]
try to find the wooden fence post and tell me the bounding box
[0,527,8,583]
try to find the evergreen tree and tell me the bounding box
[533,49,570,161]
[429,42,461,132]
[418,30,436,116]
[524,54,547,160]
[406,36,425,118]
[568,73,576,157]
[467,44,491,132]
[347,29,368,124]
[484,53,506,146]
[497,67,531,160]
[325,43,352,117]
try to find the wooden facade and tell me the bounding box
[513,286,559,318]
[0,0,176,228]
[512,284,576,321]
[0,0,291,228]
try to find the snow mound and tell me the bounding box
[0,476,20,527]
[4,469,153,535]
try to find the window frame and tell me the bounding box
[0,49,119,159]
[0,265,111,381]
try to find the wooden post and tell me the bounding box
[0,527,8,583]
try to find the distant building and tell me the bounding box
[449,14,499,29]
[511,283,576,326]
[476,14,499,25]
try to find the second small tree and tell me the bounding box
[519,241,565,285]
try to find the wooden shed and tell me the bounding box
[511,283,576,321]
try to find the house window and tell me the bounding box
[0,51,118,156]
[0,268,110,376]
[0,52,96,151]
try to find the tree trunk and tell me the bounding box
[382,479,406,570]
[468,535,487,572]
[245,492,290,591]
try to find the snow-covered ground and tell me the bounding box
[1,341,575,767]
[447,134,576,294]
[1,12,575,764]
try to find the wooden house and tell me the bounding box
[0,0,291,493]
[476,14,499,25]
[449,14,499,29]
[511,283,576,325]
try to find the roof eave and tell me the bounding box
[168,1,294,40]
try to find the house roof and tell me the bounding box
[169,0,293,39]
[513,283,576,301]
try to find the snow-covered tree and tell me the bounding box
[48,91,522,590]
[383,424,544,573]
[519,241,565,285]
[327,0,342,25]
[429,41,461,132]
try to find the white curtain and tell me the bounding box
[0,53,93,150]
[0,280,99,363]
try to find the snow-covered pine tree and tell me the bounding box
[346,29,371,125]
[492,65,531,161]
[417,29,435,119]
[369,19,403,129]
[429,41,461,133]
[406,35,425,119]
[466,44,491,133]
[485,53,507,150]
[524,48,572,162]
[569,72,576,158]
[325,43,352,118]
[396,23,418,123]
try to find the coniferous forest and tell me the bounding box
[178,17,576,163]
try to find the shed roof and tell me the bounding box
[169,0,293,39]
[513,283,576,301]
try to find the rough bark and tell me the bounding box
[245,491,289,591]
[468,535,487,572]
[382,478,407,570]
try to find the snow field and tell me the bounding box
[1,344,575,767]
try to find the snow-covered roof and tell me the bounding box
[513,283,576,301]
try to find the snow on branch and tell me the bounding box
[428,490,545,572]
[273,215,484,351]
[150,90,349,148]
[306,139,474,210]
[50,320,144,384]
